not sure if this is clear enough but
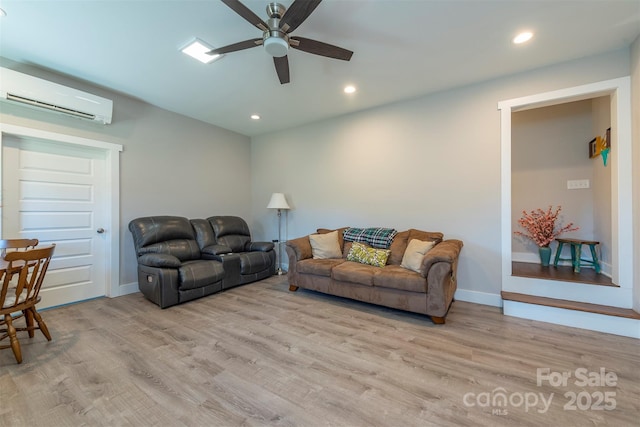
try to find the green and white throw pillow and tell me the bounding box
[346,242,391,267]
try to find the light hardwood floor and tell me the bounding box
[1,275,638,426]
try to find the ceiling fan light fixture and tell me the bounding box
[263,36,289,57]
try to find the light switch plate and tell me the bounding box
[567,179,590,190]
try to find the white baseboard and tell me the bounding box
[454,289,503,307]
[511,251,546,264]
[503,300,640,339]
[112,281,139,297]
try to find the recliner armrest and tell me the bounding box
[138,253,181,268]
[245,241,274,252]
[201,244,233,256]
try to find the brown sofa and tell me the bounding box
[286,228,463,324]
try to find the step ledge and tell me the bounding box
[501,291,640,320]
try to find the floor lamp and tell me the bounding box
[267,192,290,275]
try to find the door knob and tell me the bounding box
[97,228,105,234]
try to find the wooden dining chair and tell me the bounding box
[0,238,39,255]
[0,244,55,364]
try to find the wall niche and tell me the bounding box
[511,97,612,277]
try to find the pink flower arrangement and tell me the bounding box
[514,205,579,247]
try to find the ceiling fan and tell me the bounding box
[210,0,354,84]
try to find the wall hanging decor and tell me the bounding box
[588,136,601,158]
[588,127,612,166]
[601,127,611,166]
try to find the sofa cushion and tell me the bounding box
[129,216,195,248]
[208,216,252,252]
[408,229,444,245]
[346,242,390,267]
[387,230,410,265]
[342,241,353,259]
[191,218,216,250]
[309,230,342,259]
[401,239,436,273]
[297,258,345,277]
[373,265,427,293]
[178,260,225,290]
[331,261,377,286]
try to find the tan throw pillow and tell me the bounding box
[401,239,436,273]
[309,230,342,259]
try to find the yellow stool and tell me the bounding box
[553,238,601,274]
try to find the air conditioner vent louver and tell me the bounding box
[6,93,97,120]
[0,67,113,124]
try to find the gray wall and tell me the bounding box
[0,59,252,287]
[250,49,631,301]
[511,100,595,259]
[1,43,637,306]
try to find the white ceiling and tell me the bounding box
[1,0,639,137]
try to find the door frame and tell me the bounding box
[0,123,124,299]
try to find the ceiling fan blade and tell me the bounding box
[273,56,290,84]
[221,0,268,31]
[208,38,262,55]
[290,37,353,61]
[280,0,322,33]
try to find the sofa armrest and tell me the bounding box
[245,241,275,252]
[420,239,463,276]
[201,244,232,256]
[138,253,181,268]
[421,239,463,318]
[286,236,312,261]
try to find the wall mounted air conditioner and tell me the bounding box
[0,67,113,124]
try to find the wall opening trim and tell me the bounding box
[498,77,633,309]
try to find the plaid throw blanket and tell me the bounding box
[343,227,398,249]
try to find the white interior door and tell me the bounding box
[2,134,108,308]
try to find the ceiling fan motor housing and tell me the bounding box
[263,3,289,57]
[266,2,285,19]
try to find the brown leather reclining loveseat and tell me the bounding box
[129,215,275,308]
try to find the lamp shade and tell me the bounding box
[267,193,290,210]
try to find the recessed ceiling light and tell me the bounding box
[250,114,261,120]
[344,85,356,94]
[181,38,222,64]
[513,31,533,44]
